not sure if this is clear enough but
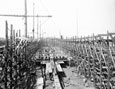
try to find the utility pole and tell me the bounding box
[37,14,38,40]
[5,21,8,89]
[77,9,78,38]
[25,0,27,37]
[33,3,35,39]
[0,1,52,38]
[40,20,41,40]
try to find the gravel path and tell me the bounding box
[63,67,95,89]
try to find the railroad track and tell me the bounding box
[34,47,69,89]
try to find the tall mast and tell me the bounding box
[77,8,78,38]
[33,3,35,39]
[40,20,41,39]
[37,15,38,39]
[25,0,27,37]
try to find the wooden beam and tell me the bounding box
[0,14,52,18]
[54,75,62,89]
[46,63,52,74]
[56,62,63,72]
[35,77,43,89]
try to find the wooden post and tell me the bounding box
[5,21,8,89]
[16,32,18,37]
[10,24,13,89]
[13,30,15,48]
[37,15,38,40]
[99,39,102,89]
[92,34,96,88]
[33,3,35,39]
[10,25,13,54]
[19,29,21,37]
[25,0,27,37]
[5,21,8,50]
[13,30,15,41]
[107,32,110,89]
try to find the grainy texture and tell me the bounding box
[63,67,95,89]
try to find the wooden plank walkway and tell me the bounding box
[54,75,62,89]
[35,77,44,89]
[56,62,63,72]
[46,63,52,74]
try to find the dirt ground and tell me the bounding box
[63,66,95,89]
[36,47,95,89]
[44,62,95,89]
[55,47,95,89]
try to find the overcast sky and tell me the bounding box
[0,0,115,38]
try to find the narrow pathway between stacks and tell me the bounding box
[63,66,95,89]
[35,46,95,89]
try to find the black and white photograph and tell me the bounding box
[0,0,115,89]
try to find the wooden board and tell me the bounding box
[0,45,5,49]
[46,63,52,74]
[56,62,63,72]
[35,77,43,89]
[58,61,64,64]
[54,75,62,89]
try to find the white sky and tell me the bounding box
[0,0,115,38]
